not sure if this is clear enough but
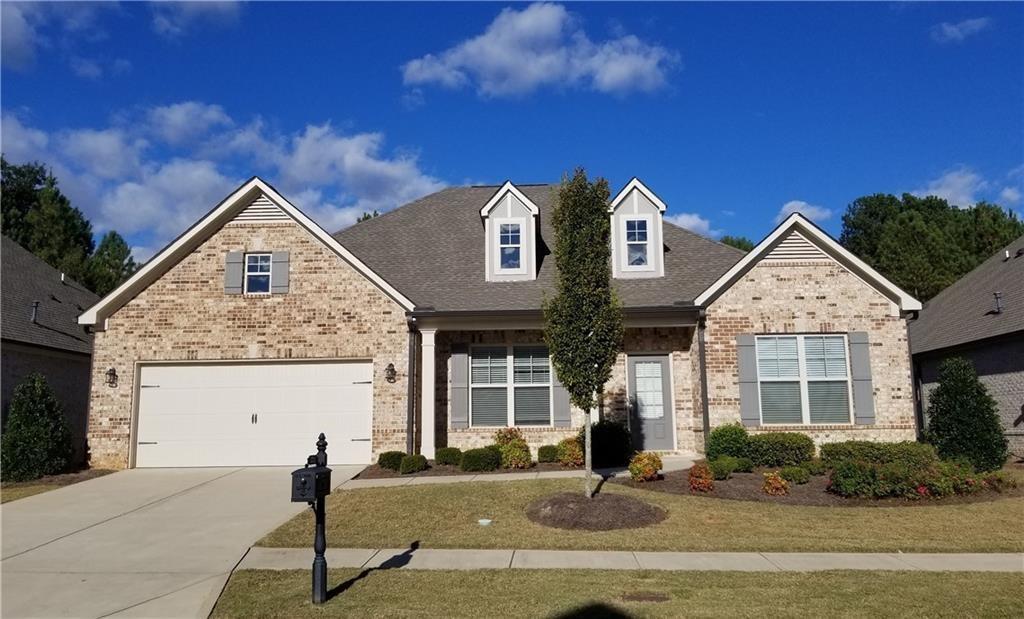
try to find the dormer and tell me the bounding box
[480,181,539,282]
[609,178,666,279]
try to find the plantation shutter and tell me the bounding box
[736,334,760,427]
[450,344,469,429]
[271,251,289,293]
[849,332,876,425]
[224,251,244,294]
[552,368,570,427]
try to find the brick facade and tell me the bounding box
[87,218,409,469]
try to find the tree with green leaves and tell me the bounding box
[1,156,50,243]
[357,210,380,222]
[23,182,95,281]
[719,235,755,251]
[1,374,74,481]
[543,168,624,497]
[86,231,139,296]
[925,358,1007,472]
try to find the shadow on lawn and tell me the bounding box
[552,603,635,618]
[327,541,420,600]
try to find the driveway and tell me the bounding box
[1,466,362,618]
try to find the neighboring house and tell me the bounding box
[78,177,921,469]
[2,235,100,466]
[909,234,1024,455]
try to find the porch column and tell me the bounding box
[419,328,437,459]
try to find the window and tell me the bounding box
[498,222,522,270]
[244,253,272,293]
[470,345,552,427]
[626,219,648,266]
[755,335,852,425]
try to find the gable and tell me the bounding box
[763,230,829,261]
[231,194,290,223]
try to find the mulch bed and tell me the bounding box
[612,468,1024,508]
[1,468,113,489]
[526,491,667,530]
[355,461,580,479]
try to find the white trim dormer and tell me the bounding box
[481,182,539,282]
[609,178,665,279]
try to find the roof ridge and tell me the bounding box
[1,235,98,297]
[922,231,1024,308]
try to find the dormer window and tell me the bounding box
[498,221,523,271]
[609,179,666,279]
[480,182,539,282]
[625,218,651,269]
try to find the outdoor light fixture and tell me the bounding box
[385,363,397,383]
[105,367,118,388]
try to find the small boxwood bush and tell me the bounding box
[780,465,810,485]
[579,420,633,468]
[734,456,754,473]
[746,432,814,467]
[707,423,749,460]
[557,437,584,467]
[820,441,937,469]
[688,463,714,492]
[377,451,406,471]
[709,456,738,480]
[499,440,533,469]
[0,374,74,482]
[537,444,559,463]
[628,452,663,482]
[434,447,462,466]
[800,458,828,476]
[399,454,428,474]
[460,447,501,472]
[762,471,789,496]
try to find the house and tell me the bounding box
[2,235,100,466]
[909,234,1024,455]
[78,177,921,469]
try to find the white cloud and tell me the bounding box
[775,200,833,224]
[151,1,240,37]
[402,2,679,97]
[58,129,147,180]
[930,17,991,44]
[69,56,103,79]
[912,166,988,208]
[1,114,50,161]
[1,2,114,71]
[147,101,232,145]
[665,212,719,238]
[999,186,1021,206]
[1,3,37,70]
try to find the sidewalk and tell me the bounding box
[240,547,1024,573]
[334,455,696,490]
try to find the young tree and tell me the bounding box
[926,357,1008,472]
[543,168,624,497]
[1,374,74,481]
[86,231,139,295]
[719,235,755,251]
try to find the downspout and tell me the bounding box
[697,309,712,453]
[406,316,419,455]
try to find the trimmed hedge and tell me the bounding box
[780,465,810,485]
[460,447,501,472]
[434,447,462,466]
[378,451,406,471]
[801,458,828,476]
[579,420,633,468]
[827,458,1011,500]
[707,423,749,460]
[746,433,814,467]
[399,454,428,474]
[557,437,584,467]
[820,441,937,469]
[537,445,559,463]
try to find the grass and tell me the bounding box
[0,469,114,503]
[212,569,1024,618]
[259,478,1024,553]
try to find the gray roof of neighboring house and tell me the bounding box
[1,236,99,355]
[909,233,1024,355]
[334,184,746,312]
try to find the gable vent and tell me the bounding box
[764,230,828,261]
[233,194,290,223]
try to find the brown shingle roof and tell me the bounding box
[333,184,745,312]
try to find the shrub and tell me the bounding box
[493,427,526,447]
[801,458,828,476]
[434,447,462,466]
[734,457,755,473]
[926,357,1008,472]
[780,465,810,485]
[820,441,938,469]
[399,454,428,474]
[707,423,749,460]
[0,374,74,482]
[829,458,985,500]
[709,456,738,480]
[688,463,714,492]
[982,471,1019,493]
[828,460,878,498]
[762,471,789,496]
[628,452,663,482]
[746,432,814,467]
[485,444,502,459]
[460,447,501,472]
[499,440,533,469]
[557,437,584,467]
[377,451,406,471]
[579,420,633,468]
[537,445,559,463]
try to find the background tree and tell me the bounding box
[1,374,74,481]
[86,231,139,295]
[543,168,624,497]
[719,235,755,251]
[357,210,380,222]
[23,182,95,281]
[925,358,1007,472]
[1,156,50,243]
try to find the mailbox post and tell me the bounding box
[291,433,332,604]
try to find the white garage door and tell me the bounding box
[135,361,373,467]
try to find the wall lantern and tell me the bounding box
[105,367,118,388]
[384,363,397,383]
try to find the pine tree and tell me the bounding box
[1,374,74,481]
[926,358,1008,472]
[86,231,139,296]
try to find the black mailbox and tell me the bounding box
[291,464,331,503]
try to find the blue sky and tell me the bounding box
[2,1,1022,260]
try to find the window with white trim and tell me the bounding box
[244,253,272,294]
[470,345,552,427]
[621,215,654,272]
[755,334,852,425]
[498,222,522,271]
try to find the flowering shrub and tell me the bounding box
[493,427,526,447]
[499,440,533,469]
[762,471,790,496]
[556,437,584,467]
[628,452,663,482]
[688,463,714,492]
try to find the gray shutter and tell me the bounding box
[271,251,289,294]
[736,334,760,427]
[552,366,571,427]
[450,344,469,429]
[224,251,243,294]
[849,331,875,425]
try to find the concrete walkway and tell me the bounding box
[241,547,1024,573]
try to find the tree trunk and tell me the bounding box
[584,408,593,497]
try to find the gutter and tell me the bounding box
[697,308,712,453]
[408,303,700,320]
[405,316,419,455]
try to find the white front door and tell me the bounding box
[135,361,373,467]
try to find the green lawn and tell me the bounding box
[1,469,114,504]
[258,478,1023,553]
[212,569,1024,618]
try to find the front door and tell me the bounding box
[627,355,673,451]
